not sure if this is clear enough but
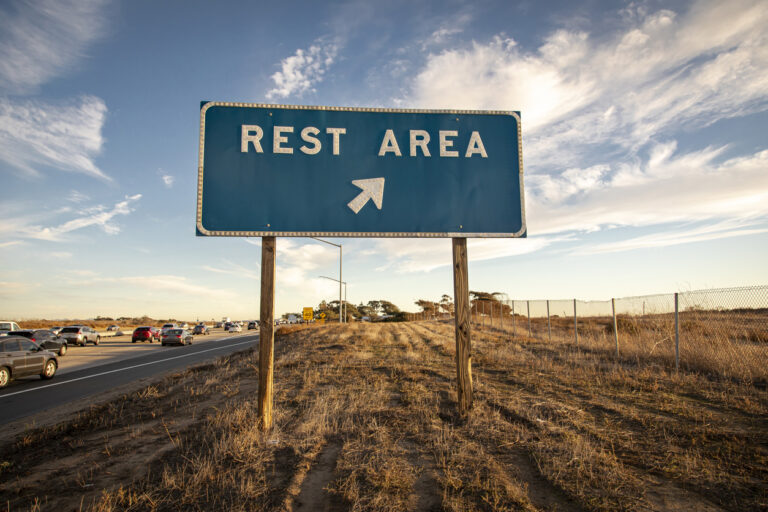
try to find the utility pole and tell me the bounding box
[311,237,344,323]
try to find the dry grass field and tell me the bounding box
[1,321,766,511]
[475,308,768,384]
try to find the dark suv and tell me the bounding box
[132,326,160,343]
[7,330,67,356]
[0,336,58,388]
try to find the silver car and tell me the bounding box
[59,325,100,347]
[161,329,193,346]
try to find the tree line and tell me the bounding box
[282,299,405,322]
[413,291,512,317]
[282,291,511,322]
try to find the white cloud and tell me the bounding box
[0,281,35,297]
[68,269,99,277]
[0,96,109,179]
[67,190,90,203]
[426,27,463,45]
[240,238,342,288]
[404,33,592,132]
[161,174,175,188]
[277,239,339,286]
[202,260,260,280]
[0,194,141,242]
[527,146,768,236]
[266,40,339,99]
[393,0,768,257]
[373,236,561,274]
[576,219,768,255]
[420,14,471,50]
[77,275,236,301]
[402,0,768,165]
[120,276,229,297]
[0,0,107,93]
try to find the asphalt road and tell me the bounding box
[0,333,259,426]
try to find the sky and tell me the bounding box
[1,0,767,321]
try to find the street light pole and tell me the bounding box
[311,237,343,323]
[319,276,347,322]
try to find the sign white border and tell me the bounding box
[197,102,526,238]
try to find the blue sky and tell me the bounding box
[1,0,767,320]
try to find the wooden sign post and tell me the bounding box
[452,238,473,414]
[258,236,276,430]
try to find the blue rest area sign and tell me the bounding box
[196,102,525,238]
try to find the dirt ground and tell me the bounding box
[1,321,766,511]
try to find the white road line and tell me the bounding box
[0,338,255,399]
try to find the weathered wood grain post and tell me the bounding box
[452,238,472,414]
[258,237,276,430]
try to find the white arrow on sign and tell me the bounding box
[347,177,385,214]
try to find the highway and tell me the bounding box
[0,331,258,427]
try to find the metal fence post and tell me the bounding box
[512,300,516,336]
[490,301,494,327]
[546,299,551,341]
[527,300,532,338]
[675,292,679,371]
[573,299,578,346]
[612,298,619,358]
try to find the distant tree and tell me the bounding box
[323,301,341,320]
[357,302,374,318]
[440,294,454,315]
[367,300,382,317]
[415,299,439,315]
[468,291,511,316]
[344,302,361,320]
[329,300,358,321]
[315,300,339,320]
[379,300,401,316]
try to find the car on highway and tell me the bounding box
[228,323,242,333]
[0,321,21,335]
[0,336,58,388]
[132,326,161,343]
[59,325,100,347]
[192,324,210,335]
[161,329,193,346]
[106,324,121,331]
[161,323,177,334]
[7,330,68,356]
[247,321,259,330]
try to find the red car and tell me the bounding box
[132,326,160,343]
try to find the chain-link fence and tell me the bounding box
[462,286,768,383]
